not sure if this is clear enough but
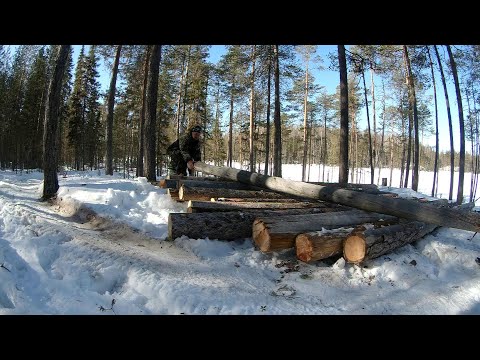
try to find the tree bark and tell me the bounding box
[178,179,261,191]
[187,199,333,213]
[144,45,161,181]
[296,227,354,262]
[253,210,397,252]
[273,45,282,177]
[42,45,70,200]
[137,46,151,178]
[426,46,439,197]
[446,45,465,205]
[434,45,455,201]
[169,208,339,241]
[343,221,438,264]
[179,185,292,201]
[338,45,349,185]
[105,45,122,176]
[249,45,256,173]
[194,161,480,232]
[403,45,419,191]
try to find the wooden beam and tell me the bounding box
[194,161,480,232]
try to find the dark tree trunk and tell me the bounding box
[403,46,419,191]
[446,45,465,205]
[42,45,70,200]
[338,45,349,185]
[434,45,455,201]
[426,46,439,197]
[105,45,122,176]
[273,45,282,177]
[137,46,151,178]
[144,45,161,181]
[264,46,272,175]
[361,65,374,184]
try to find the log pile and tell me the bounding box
[161,163,477,266]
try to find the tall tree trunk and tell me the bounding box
[370,65,377,182]
[105,45,122,176]
[338,45,349,185]
[42,45,70,200]
[249,45,256,172]
[175,53,186,139]
[446,45,465,204]
[228,80,234,168]
[426,46,439,197]
[434,45,454,200]
[273,45,282,177]
[403,46,419,191]
[181,45,191,131]
[302,59,309,182]
[137,46,150,178]
[144,45,161,181]
[264,47,272,175]
[361,66,374,184]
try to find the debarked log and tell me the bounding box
[252,209,398,252]
[343,221,438,264]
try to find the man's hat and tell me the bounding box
[191,125,202,133]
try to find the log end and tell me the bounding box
[159,179,167,188]
[295,233,313,263]
[343,234,366,264]
[252,219,271,252]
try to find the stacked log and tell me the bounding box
[168,207,342,240]
[194,161,480,233]
[343,221,438,264]
[295,227,357,262]
[178,185,295,202]
[187,200,334,213]
[252,210,398,252]
[165,163,478,266]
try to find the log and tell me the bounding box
[159,179,178,188]
[194,161,480,232]
[178,185,293,201]
[179,179,263,191]
[296,227,355,262]
[215,197,311,203]
[159,178,253,190]
[343,221,438,264]
[252,210,398,252]
[306,182,382,194]
[168,207,342,241]
[187,200,332,213]
[167,174,226,181]
[168,188,180,200]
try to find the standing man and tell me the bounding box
[167,125,202,176]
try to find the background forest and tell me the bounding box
[0,45,478,204]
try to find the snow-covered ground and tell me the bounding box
[0,165,479,315]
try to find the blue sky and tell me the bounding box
[69,45,467,153]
